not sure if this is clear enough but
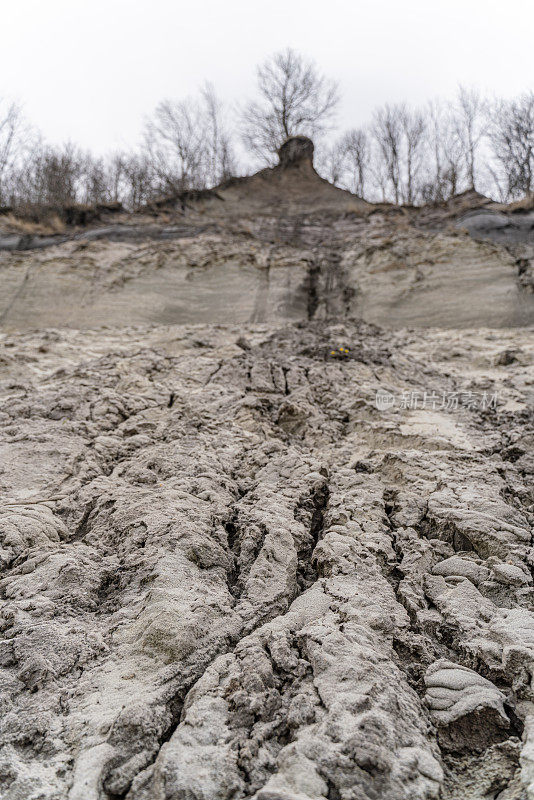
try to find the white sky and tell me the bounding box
[2,0,533,154]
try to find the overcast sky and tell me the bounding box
[2,0,533,154]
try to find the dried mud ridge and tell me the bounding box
[1,316,534,800]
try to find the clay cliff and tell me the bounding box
[1,136,533,330]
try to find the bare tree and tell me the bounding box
[425,100,445,200]
[81,153,109,204]
[441,125,464,198]
[63,150,156,208]
[121,153,155,208]
[340,128,369,198]
[241,48,339,163]
[10,141,84,206]
[0,100,28,205]
[105,152,128,203]
[399,107,426,204]
[487,92,534,200]
[39,143,84,204]
[145,97,206,193]
[421,100,463,201]
[202,83,236,184]
[315,139,347,185]
[454,86,486,191]
[372,104,404,203]
[145,86,236,193]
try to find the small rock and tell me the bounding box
[424,660,510,752]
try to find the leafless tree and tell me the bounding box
[105,152,128,203]
[421,100,463,201]
[315,131,369,194]
[121,153,155,208]
[424,100,445,200]
[372,103,427,204]
[145,85,236,193]
[487,92,534,200]
[340,128,369,198]
[441,128,464,198]
[454,86,486,191]
[315,139,347,185]
[241,48,339,163]
[10,141,84,206]
[0,100,29,204]
[39,143,84,204]
[202,83,236,184]
[371,100,477,204]
[372,104,403,203]
[145,98,206,193]
[399,106,426,204]
[81,153,109,204]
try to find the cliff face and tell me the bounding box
[1,137,533,331]
[1,140,534,800]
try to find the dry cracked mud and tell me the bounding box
[1,137,534,800]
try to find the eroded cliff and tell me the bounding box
[1,139,534,800]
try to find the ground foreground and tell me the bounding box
[1,318,534,800]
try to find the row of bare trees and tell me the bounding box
[319,87,533,203]
[0,84,236,211]
[1,50,533,211]
[244,54,533,204]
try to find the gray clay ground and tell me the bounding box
[1,140,534,799]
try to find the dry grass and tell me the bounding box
[343,200,366,216]
[1,200,124,235]
[507,194,534,213]
[3,212,66,236]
